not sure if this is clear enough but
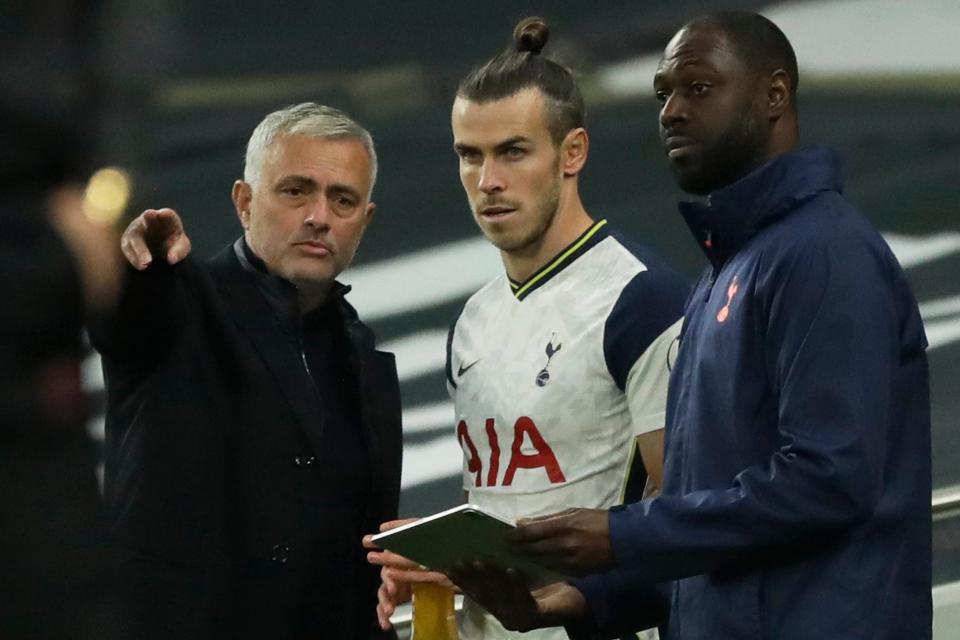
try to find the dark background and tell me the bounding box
[4,0,958,588]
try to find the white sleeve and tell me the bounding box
[624,318,682,436]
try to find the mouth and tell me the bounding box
[664,135,697,161]
[478,205,517,221]
[294,240,331,257]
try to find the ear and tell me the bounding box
[560,127,589,177]
[351,202,376,247]
[232,180,253,230]
[766,69,792,120]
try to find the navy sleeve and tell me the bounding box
[603,267,688,391]
[565,567,670,639]
[607,217,910,581]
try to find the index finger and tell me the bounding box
[515,508,579,528]
[508,511,574,544]
[380,517,419,532]
[362,517,420,550]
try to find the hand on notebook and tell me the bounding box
[446,560,587,632]
[363,518,456,630]
[508,507,614,576]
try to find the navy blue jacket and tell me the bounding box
[573,147,931,639]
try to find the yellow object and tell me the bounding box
[411,583,458,639]
[82,167,132,225]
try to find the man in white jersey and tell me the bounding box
[366,17,687,640]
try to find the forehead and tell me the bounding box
[655,26,744,80]
[451,88,552,145]
[262,134,371,190]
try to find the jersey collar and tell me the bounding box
[508,218,609,301]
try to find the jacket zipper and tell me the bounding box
[294,310,324,416]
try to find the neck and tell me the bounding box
[297,281,332,315]
[763,119,799,166]
[502,186,593,282]
[714,134,799,197]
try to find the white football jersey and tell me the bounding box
[446,220,687,640]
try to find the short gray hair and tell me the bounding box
[243,102,378,196]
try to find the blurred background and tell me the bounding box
[4,0,959,635]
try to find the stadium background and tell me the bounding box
[7,0,958,635]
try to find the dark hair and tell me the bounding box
[688,11,799,99]
[456,16,585,144]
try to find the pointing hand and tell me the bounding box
[120,208,192,270]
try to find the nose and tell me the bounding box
[303,197,331,229]
[477,159,505,195]
[659,92,687,129]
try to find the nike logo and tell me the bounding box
[458,359,481,377]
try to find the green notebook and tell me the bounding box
[370,504,568,588]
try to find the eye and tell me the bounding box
[691,82,710,96]
[456,149,481,164]
[333,194,357,208]
[503,146,526,160]
[282,186,304,197]
[654,90,669,105]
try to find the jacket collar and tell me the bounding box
[233,237,352,320]
[207,241,386,478]
[679,145,843,267]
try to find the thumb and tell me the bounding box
[166,234,192,264]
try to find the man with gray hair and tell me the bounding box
[92,102,402,639]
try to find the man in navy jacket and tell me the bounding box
[447,12,932,639]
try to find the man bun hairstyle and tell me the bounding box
[457,16,585,145]
[514,16,548,55]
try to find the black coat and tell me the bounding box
[92,243,402,640]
